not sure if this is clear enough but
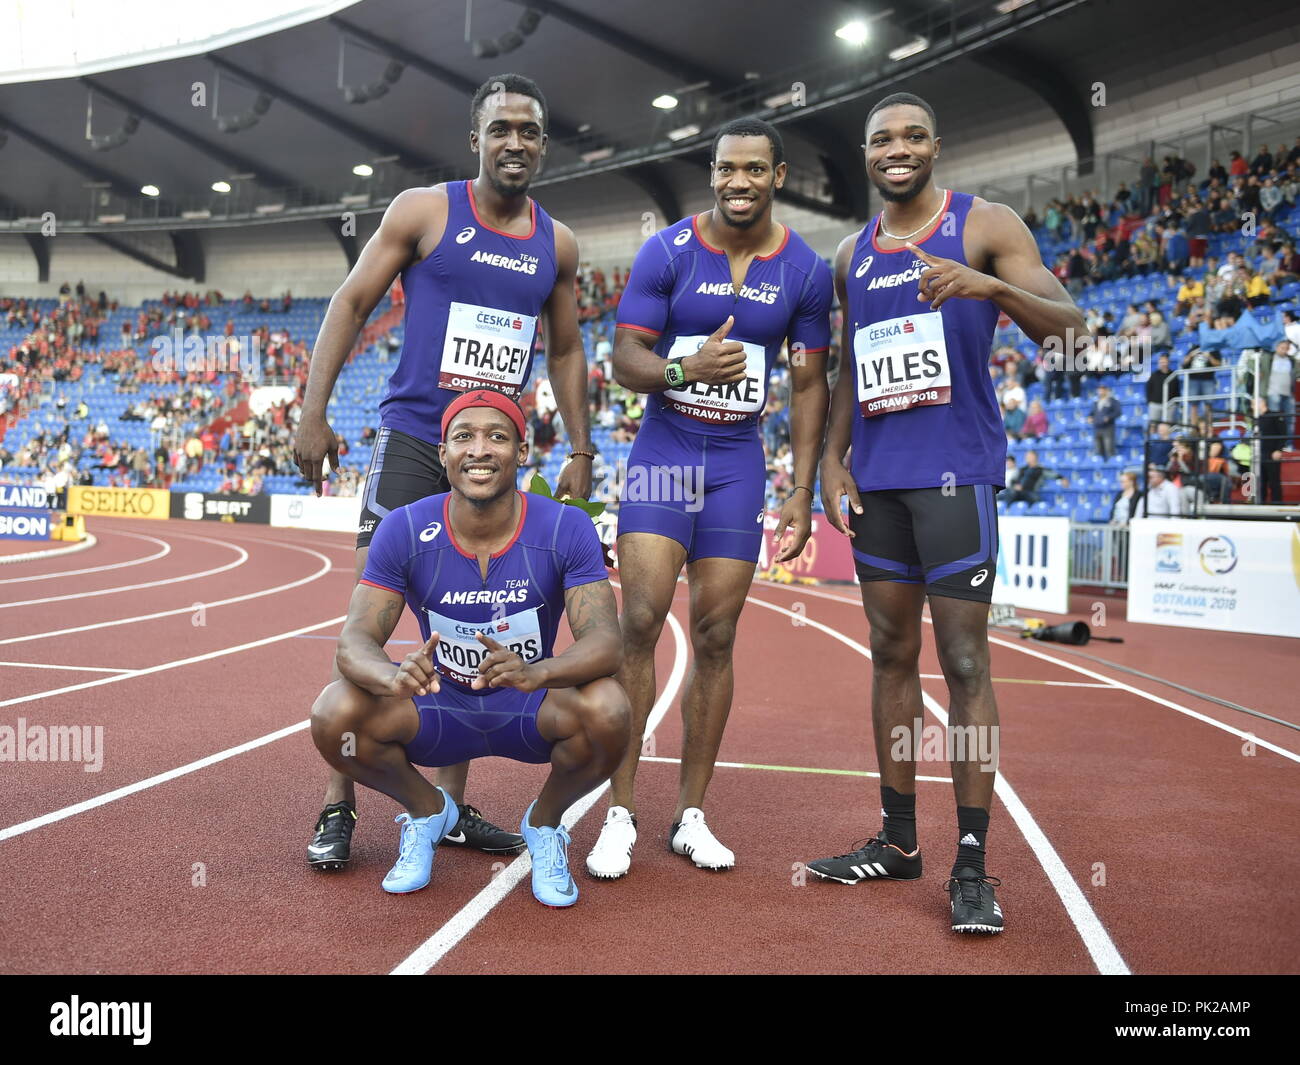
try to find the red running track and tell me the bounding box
[0,517,1296,974]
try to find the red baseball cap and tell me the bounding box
[441,388,527,443]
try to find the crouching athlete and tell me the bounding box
[310,388,629,907]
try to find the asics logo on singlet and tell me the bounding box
[439,588,530,605]
[419,521,443,542]
[864,262,930,290]
[469,249,538,274]
[673,228,692,246]
[855,255,874,278]
[456,226,475,244]
[970,569,989,587]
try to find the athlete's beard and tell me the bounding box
[461,480,516,511]
[486,168,532,200]
[716,197,769,230]
[873,171,932,204]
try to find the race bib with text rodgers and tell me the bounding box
[438,301,537,395]
[423,605,543,687]
[853,311,951,417]
[662,334,768,424]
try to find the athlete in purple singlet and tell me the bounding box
[805,94,1085,933]
[295,75,594,871]
[586,118,832,879]
[311,389,628,907]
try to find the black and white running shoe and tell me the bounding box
[307,801,357,871]
[806,831,922,884]
[947,868,1004,933]
[441,803,525,854]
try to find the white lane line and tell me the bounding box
[0,538,247,610]
[0,660,132,674]
[980,631,1300,764]
[751,580,1298,763]
[0,613,348,842]
[0,541,333,648]
[640,755,953,783]
[0,536,97,566]
[743,592,1130,977]
[389,606,690,976]
[0,530,169,584]
[918,673,1112,688]
[0,719,314,843]
[0,611,347,711]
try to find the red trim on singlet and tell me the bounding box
[444,491,529,561]
[466,180,537,240]
[691,213,789,261]
[870,188,954,254]
[617,323,662,336]
[755,224,790,260]
[359,578,403,597]
[691,213,722,253]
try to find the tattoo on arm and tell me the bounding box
[565,580,618,643]
[376,596,400,637]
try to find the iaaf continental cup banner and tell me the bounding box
[992,516,1071,614]
[1128,518,1300,638]
[757,511,855,581]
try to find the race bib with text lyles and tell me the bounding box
[853,311,951,417]
[423,605,543,687]
[663,334,768,424]
[439,301,537,395]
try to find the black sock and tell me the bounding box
[880,786,917,852]
[953,806,990,877]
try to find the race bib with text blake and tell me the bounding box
[439,301,537,395]
[853,311,951,417]
[663,334,767,424]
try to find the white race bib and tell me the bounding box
[852,311,951,417]
[663,334,767,424]
[423,605,543,687]
[439,302,537,395]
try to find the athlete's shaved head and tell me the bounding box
[471,73,548,132]
[712,117,785,168]
[866,92,937,138]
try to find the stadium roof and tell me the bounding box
[0,0,1296,251]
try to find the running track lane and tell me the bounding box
[434,577,1297,974]
[0,526,686,973]
[3,525,1295,973]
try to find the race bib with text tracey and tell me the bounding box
[423,606,543,687]
[853,312,951,417]
[439,302,537,395]
[663,334,767,423]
